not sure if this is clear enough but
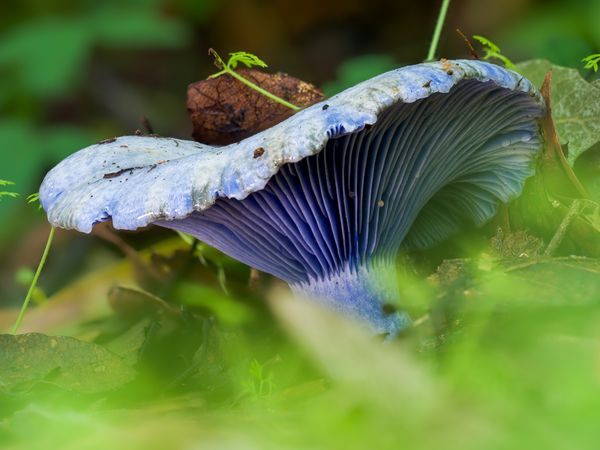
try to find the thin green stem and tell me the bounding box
[427,0,451,61]
[208,48,300,112]
[11,226,55,334]
[225,68,300,111]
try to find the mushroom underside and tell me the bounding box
[157,79,542,334]
[158,80,542,287]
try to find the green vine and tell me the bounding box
[426,0,451,61]
[208,49,300,112]
[5,190,55,334]
[472,35,516,69]
[0,179,18,200]
[582,54,600,72]
[11,226,55,334]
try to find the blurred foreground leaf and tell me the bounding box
[0,333,136,394]
[269,290,438,419]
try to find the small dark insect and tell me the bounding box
[322,104,329,110]
[99,137,117,145]
[253,147,265,158]
[134,129,143,136]
[422,80,432,88]
[446,70,454,75]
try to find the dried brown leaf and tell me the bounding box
[187,69,324,145]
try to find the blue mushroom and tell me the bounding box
[40,60,545,336]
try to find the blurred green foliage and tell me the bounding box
[0,0,189,100]
[2,250,600,449]
[500,0,600,70]
[0,0,194,234]
[322,54,397,96]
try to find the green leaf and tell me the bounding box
[227,51,268,69]
[104,319,153,366]
[472,35,501,54]
[516,59,600,164]
[582,54,600,72]
[0,333,136,393]
[26,192,41,210]
[0,179,18,201]
[472,35,515,69]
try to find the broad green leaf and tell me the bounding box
[0,333,136,393]
[104,318,153,366]
[516,59,600,164]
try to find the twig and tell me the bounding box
[540,71,590,199]
[141,116,155,135]
[455,28,479,59]
[544,199,581,256]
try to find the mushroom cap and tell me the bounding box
[40,60,543,234]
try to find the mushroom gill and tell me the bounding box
[157,80,542,334]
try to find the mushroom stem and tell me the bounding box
[290,262,411,337]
